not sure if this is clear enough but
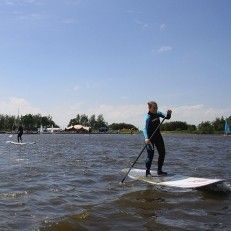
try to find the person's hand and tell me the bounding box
[145,139,151,144]
[167,109,172,115]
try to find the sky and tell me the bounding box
[0,0,230,128]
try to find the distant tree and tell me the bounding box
[197,121,214,134]
[161,121,188,131]
[0,115,4,130]
[89,114,96,129]
[0,114,16,131]
[21,114,35,130]
[109,123,138,131]
[96,114,107,129]
[67,113,107,130]
[212,117,225,131]
[68,114,81,126]
[187,124,197,132]
[225,116,231,127]
[80,114,89,126]
[41,116,50,127]
[76,114,80,124]
[68,118,76,127]
[33,114,41,128]
[21,114,58,131]
[0,114,55,131]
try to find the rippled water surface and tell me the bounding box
[0,133,230,230]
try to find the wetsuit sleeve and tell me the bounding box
[157,111,165,118]
[158,111,171,120]
[143,114,151,139]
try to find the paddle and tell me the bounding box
[121,117,166,183]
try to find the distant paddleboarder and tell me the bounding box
[17,124,23,143]
[143,101,172,177]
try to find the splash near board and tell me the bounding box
[122,168,224,189]
[6,141,35,145]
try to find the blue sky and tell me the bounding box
[0,0,230,128]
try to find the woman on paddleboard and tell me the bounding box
[143,101,172,177]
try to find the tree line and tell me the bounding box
[0,114,58,131]
[109,123,138,131]
[161,116,231,134]
[0,113,139,132]
[68,114,107,130]
[68,114,139,131]
[0,113,230,134]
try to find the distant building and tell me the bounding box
[38,125,62,133]
[46,127,62,133]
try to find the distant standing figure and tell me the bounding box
[17,125,23,143]
[143,101,172,177]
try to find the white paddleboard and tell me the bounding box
[6,141,35,145]
[122,168,224,189]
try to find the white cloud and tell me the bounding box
[0,97,41,116]
[120,96,128,100]
[46,103,84,128]
[4,0,14,5]
[1,98,230,129]
[72,81,100,92]
[160,23,166,31]
[81,104,231,129]
[73,85,80,91]
[134,19,151,30]
[166,104,231,125]
[59,103,229,129]
[84,104,231,128]
[4,0,37,5]
[0,97,84,128]
[22,0,36,3]
[17,13,45,21]
[158,46,173,53]
[126,10,142,14]
[10,10,47,22]
[46,103,145,129]
[62,18,78,24]
[65,0,83,6]
[92,104,146,127]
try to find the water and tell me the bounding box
[0,133,230,230]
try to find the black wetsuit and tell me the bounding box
[143,111,171,173]
[17,126,23,143]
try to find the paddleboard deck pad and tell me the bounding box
[6,141,35,145]
[122,168,224,189]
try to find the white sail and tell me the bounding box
[51,124,54,133]
[40,125,43,133]
[224,120,231,135]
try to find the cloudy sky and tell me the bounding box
[0,0,230,128]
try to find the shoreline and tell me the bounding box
[1,131,230,136]
[0,131,140,135]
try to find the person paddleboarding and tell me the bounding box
[17,124,23,143]
[143,101,172,177]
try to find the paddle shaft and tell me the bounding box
[121,117,166,183]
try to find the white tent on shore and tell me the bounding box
[65,124,90,132]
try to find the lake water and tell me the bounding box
[0,133,230,230]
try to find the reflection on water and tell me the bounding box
[0,134,230,230]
